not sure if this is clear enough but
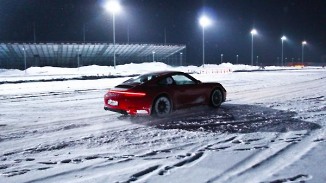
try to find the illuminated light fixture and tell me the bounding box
[105,1,121,14]
[199,16,212,28]
[250,29,257,35]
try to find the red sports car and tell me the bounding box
[104,71,226,117]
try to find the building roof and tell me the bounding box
[0,42,186,69]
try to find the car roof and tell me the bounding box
[145,71,184,76]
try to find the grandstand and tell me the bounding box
[0,43,186,70]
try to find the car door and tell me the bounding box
[171,74,206,108]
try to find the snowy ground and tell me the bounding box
[0,63,325,183]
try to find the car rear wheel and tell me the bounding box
[153,96,172,117]
[210,89,223,108]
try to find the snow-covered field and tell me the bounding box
[0,63,325,183]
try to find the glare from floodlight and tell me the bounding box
[302,41,307,45]
[199,16,212,28]
[281,36,287,41]
[105,1,121,14]
[251,29,257,35]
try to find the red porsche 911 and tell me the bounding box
[104,71,226,117]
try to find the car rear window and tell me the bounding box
[115,84,134,89]
[123,74,158,84]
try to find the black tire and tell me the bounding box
[210,89,223,108]
[152,96,172,117]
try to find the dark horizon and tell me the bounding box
[0,0,325,66]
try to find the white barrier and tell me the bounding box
[188,68,232,74]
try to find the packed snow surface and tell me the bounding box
[0,62,325,183]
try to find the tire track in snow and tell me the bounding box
[158,152,204,176]
[217,130,324,183]
[205,132,299,183]
[128,165,161,182]
[265,174,312,183]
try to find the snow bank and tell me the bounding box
[0,62,318,83]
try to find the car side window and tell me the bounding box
[158,76,174,85]
[171,74,195,85]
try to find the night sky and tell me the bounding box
[0,0,325,66]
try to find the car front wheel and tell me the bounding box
[210,89,223,108]
[153,96,172,117]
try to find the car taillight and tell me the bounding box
[109,90,146,97]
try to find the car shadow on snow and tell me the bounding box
[124,104,321,133]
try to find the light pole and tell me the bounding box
[105,1,121,69]
[302,41,307,65]
[256,56,259,66]
[221,54,223,63]
[152,51,155,62]
[180,52,183,66]
[281,36,287,66]
[23,47,27,74]
[76,49,80,69]
[236,55,239,64]
[199,15,211,67]
[250,29,257,66]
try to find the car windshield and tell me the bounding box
[123,73,158,84]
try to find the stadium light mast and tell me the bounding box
[180,52,183,66]
[105,0,121,69]
[199,15,212,68]
[302,41,307,65]
[250,29,257,66]
[281,36,287,66]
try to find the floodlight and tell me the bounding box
[251,29,257,35]
[199,16,211,28]
[105,1,121,14]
